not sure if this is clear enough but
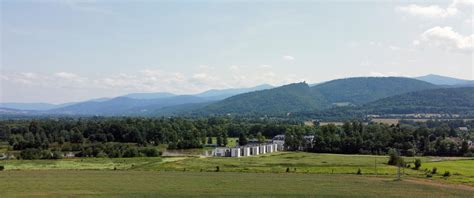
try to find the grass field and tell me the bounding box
[2,157,162,170]
[421,159,474,184]
[1,152,472,196]
[1,171,473,197]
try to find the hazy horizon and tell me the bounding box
[1,0,473,103]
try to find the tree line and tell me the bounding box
[0,117,473,159]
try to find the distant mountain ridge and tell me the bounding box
[415,74,472,86]
[0,102,75,111]
[44,84,274,115]
[3,75,474,117]
[196,77,440,115]
[364,87,474,114]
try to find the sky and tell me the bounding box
[1,0,473,104]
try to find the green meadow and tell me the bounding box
[1,152,473,197]
[1,171,472,197]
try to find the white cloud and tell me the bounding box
[396,4,457,18]
[259,64,272,69]
[282,55,295,61]
[412,40,421,46]
[54,72,78,79]
[396,0,473,18]
[417,26,473,53]
[389,45,401,51]
[369,72,399,77]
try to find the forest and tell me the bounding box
[0,117,473,159]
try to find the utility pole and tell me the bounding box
[396,161,401,181]
[374,157,377,176]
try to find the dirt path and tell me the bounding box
[403,178,474,192]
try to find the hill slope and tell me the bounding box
[199,82,324,115]
[311,77,438,105]
[364,87,474,114]
[415,74,472,85]
[196,77,439,115]
[50,95,212,115]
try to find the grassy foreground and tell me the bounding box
[1,171,473,197]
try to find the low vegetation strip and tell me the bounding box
[0,171,472,197]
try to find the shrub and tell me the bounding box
[414,159,421,170]
[443,171,450,177]
[51,151,63,159]
[388,148,402,165]
[464,151,474,157]
[20,148,42,160]
[405,149,416,157]
[123,148,139,158]
[139,147,161,157]
[0,165,4,171]
[96,151,108,158]
[431,167,437,174]
[356,168,362,175]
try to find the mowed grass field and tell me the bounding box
[421,159,474,184]
[0,171,473,197]
[1,152,472,197]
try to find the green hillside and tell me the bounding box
[364,87,474,114]
[199,82,325,115]
[311,77,438,105]
[197,77,440,116]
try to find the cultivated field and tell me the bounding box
[1,171,473,197]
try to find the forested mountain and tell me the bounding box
[415,74,472,86]
[123,92,176,99]
[197,77,440,115]
[364,87,474,114]
[5,77,473,117]
[195,84,274,100]
[311,77,438,105]
[50,95,213,115]
[197,82,326,115]
[0,102,73,111]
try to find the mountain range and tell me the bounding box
[1,74,472,118]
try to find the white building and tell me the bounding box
[250,146,259,155]
[214,148,231,157]
[266,144,273,153]
[214,143,278,157]
[241,147,250,156]
[231,148,241,157]
[259,145,266,154]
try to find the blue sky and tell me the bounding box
[1,0,473,103]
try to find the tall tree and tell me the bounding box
[238,133,248,146]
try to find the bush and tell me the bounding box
[20,148,42,160]
[431,167,437,174]
[123,148,139,158]
[96,151,108,158]
[51,151,63,159]
[463,151,474,157]
[0,165,4,171]
[443,171,450,177]
[405,149,416,157]
[139,147,161,157]
[388,148,402,165]
[414,159,421,170]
